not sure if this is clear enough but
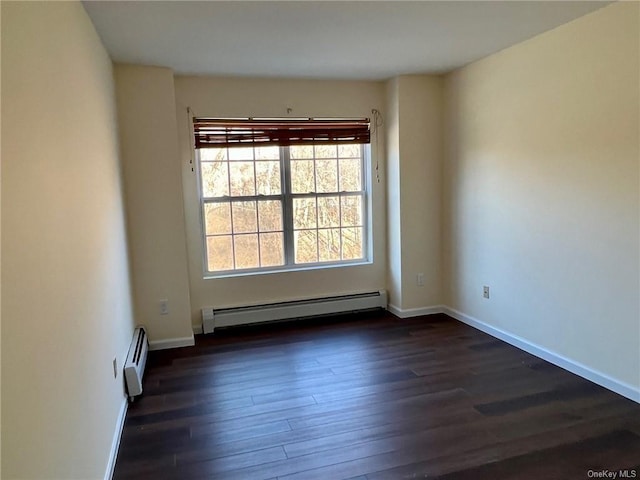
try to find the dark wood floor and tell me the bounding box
[113,312,640,480]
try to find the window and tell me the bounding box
[194,118,371,276]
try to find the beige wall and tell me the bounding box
[2,2,136,478]
[114,65,193,344]
[443,2,639,389]
[398,76,443,310]
[385,78,403,307]
[0,3,3,473]
[174,76,387,326]
[386,75,444,312]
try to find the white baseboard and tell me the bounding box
[192,324,203,335]
[387,304,444,318]
[442,306,640,404]
[104,396,128,480]
[148,334,195,351]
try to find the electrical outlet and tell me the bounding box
[417,273,425,287]
[112,357,118,378]
[483,286,490,299]
[160,299,169,315]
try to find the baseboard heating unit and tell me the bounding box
[201,290,387,334]
[124,326,148,401]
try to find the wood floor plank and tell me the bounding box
[276,422,497,480]
[366,413,640,479]
[172,402,479,466]
[282,407,484,458]
[473,381,603,416]
[113,312,640,480]
[428,430,640,480]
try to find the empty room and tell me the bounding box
[2,1,639,479]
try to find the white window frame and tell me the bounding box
[196,144,372,278]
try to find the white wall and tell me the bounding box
[174,76,387,327]
[386,75,444,313]
[444,2,639,391]
[114,65,193,345]
[2,2,136,478]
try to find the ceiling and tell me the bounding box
[83,1,610,80]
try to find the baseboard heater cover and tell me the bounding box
[124,326,149,401]
[201,290,387,334]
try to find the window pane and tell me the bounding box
[294,230,318,264]
[228,147,254,161]
[232,201,257,233]
[338,158,362,192]
[290,145,313,159]
[317,196,339,228]
[260,232,284,267]
[316,159,338,193]
[258,200,282,232]
[255,161,281,195]
[234,234,259,269]
[204,203,231,235]
[314,144,337,159]
[293,198,317,229]
[342,227,363,260]
[201,142,367,274]
[338,144,360,158]
[229,162,256,196]
[201,162,229,197]
[200,148,227,161]
[318,228,341,262]
[341,195,362,227]
[291,160,315,193]
[207,235,233,271]
[255,146,279,160]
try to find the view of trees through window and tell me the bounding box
[199,143,365,273]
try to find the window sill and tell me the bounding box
[203,259,372,280]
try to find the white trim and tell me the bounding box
[442,306,640,404]
[387,304,444,319]
[197,144,370,278]
[104,397,128,480]
[192,324,204,335]
[148,334,195,351]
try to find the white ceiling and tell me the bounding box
[83,1,610,80]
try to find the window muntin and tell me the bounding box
[198,140,368,275]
